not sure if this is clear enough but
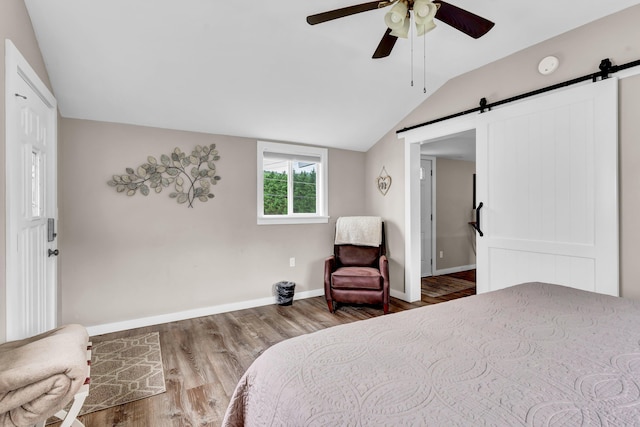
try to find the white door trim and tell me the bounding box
[419,155,436,276]
[5,39,58,339]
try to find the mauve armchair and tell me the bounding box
[324,220,389,314]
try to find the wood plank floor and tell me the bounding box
[59,272,475,427]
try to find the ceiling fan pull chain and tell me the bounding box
[410,18,414,87]
[423,32,427,93]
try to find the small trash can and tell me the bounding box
[275,281,296,306]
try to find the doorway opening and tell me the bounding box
[419,130,477,301]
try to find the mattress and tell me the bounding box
[222,282,640,426]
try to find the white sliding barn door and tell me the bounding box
[476,78,618,296]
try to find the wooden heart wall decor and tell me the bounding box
[377,166,392,196]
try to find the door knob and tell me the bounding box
[48,249,59,257]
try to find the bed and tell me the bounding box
[222,282,640,426]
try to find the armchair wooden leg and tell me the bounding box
[327,300,335,313]
[383,303,389,315]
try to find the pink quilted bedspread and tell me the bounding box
[223,282,640,426]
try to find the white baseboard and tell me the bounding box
[86,288,325,337]
[433,264,476,277]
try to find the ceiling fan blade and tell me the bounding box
[307,1,384,25]
[435,1,494,39]
[372,28,398,59]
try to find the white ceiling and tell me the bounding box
[421,129,475,161]
[24,0,639,152]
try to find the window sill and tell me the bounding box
[257,215,330,225]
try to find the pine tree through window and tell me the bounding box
[258,141,328,225]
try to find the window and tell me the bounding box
[257,141,328,225]
[31,149,43,218]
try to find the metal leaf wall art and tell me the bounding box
[107,144,221,208]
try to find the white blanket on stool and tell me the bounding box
[334,216,382,247]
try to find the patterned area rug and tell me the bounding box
[422,270,476,297]
[79,332,165,415]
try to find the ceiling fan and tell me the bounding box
[307,0,495,59]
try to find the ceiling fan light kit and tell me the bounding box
[385,0,438,38]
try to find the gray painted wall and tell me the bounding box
[435,159,476,271]
[59,119,366,327]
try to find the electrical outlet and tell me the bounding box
[289,257,295,267]
[439,251,443,259]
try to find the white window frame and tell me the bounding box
[257,140,329,225]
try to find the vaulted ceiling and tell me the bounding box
[24,0,639,151]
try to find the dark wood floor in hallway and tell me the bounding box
[422,269,476,304]
[58,271,475,427]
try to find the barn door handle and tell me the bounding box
[473,202,484,237]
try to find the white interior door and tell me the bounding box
[420,158,433,276]
[5,40,58,340]
[476,78,618,296]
